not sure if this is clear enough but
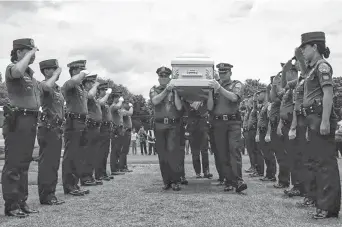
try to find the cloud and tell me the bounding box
[1,0,342,99]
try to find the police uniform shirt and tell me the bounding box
[280,88,294,120]
[293,75,305,112]
[110,100,123,126]
[40,82,65,119]
[303,58,333,108]
[257,103,269,130]
[101,104,112,122]
[247,104,258,130]
[62,80,88,115]
[5,63,41,110]
[87,98,102,121]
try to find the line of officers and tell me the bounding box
[240,31,341,220]
[149,31,341,220]
[1,38,134,218]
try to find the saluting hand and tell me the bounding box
[166,82,174,91]
[119,97,124,102]
[129,103,133,107]
[265,134,271,143]
[288,128,296,140]
[28,47,39,54]
[54,67,62,76]
[320,120,330,135]
[106,88,112,95]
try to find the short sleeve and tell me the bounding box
[232,81,244,100]
[317,62,333,87]
[5,63,23,80]
[149,86,159,100]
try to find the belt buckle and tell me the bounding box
[164,118,169,124]
[222,115,228,121]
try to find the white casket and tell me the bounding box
[170,53,214,101]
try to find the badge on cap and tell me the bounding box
[30,39,35,46]
[161,67,165,72]
[220,63,224,68]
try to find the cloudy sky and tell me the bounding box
[0,0,342,98]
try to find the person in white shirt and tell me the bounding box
[131,128,137,155]
[147,128,156,155]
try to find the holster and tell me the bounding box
[3,104,18,132]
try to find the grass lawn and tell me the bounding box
[0,152,341,227]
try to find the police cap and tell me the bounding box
[39,59,59,70]
[216,63,233,72]
[13,38,38,50]
[156,66,172,76]
[300,31,325,48]
[67,60,87,69]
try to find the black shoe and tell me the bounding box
[236,182,247,193]
[5,207,28,218]
[224,185,234,192]
[162,183,172,190]
[203,172,213,179]
[111,171,125,175]
[102,176,111,181]
[249,172,262,177]
[95,179,103,185]
[259,176,276,182]
[296,197,315,208]
[19,203,38,214]
[196,174,202,179]
[122,169,133,173]
[172,183,181,191]
[284,187,302,197]
[180,177,188,185]
[312,209,339,219]
[81,180,97,186]
[245,167,254,173]
[64,189,85,196]
[273,183,289,189]
[41,197,65,205]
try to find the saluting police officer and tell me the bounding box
[62,60,90,196]
[96,81,114,181]
[80,73,104,186]
[150,66,183,191]
[109,91,126,175]
[298,31,340,219]
[2,38,40,217]
[269,73,290,189]
[248,92,264,178]
[278,60,303,197]
[256,88,276,182]
[207,63,247,193]
[37,59,65,205]
[119,101,134,172]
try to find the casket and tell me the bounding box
[170,53,214,101]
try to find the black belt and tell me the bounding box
[86,118,102,128]
[40,113,64,128]
[302,106,316,117]
[213,113,241,121]
[155,118,180,124]
[102,121,112,127]
[259,127,267,133]
[16,108,39,117]
[65,112,87,121]
[282,119,291,126]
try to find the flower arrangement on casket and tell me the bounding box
[170,53,214,102]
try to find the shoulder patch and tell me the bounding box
[318,63,330,74]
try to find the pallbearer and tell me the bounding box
[150,66,183,191]
[207,63,247,193]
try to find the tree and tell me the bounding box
[0,82,10,106]
[243,79,267,98]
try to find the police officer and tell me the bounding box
[278,60,303,197]
[119,101,134,172]
[207,63,247,193]
[269,73,290,189]
[243,95,256,173]
[183,100,213,178]
[2,38,40,217]
[110,91,126,175]
[150,66,183,191]
[247,93,263,178]
[80,73,105,186]
[37,59,65,205]
[96,81,114,181]
[256,88,276,182]
[62,60,90,196]
[298,31,340,219]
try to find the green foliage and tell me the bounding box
[0,82,10,106]
[243,79,267,98]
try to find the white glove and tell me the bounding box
[80,70,89,75]
[129,103,133,107]
[119,97,124,102]
[106,88,112,95]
